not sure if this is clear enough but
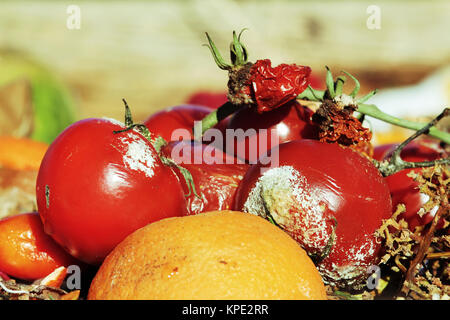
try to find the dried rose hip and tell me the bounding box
[205,31,311,113]
[249,59,311,113]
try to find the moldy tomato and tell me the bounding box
[36,118,187,265]
[234,140,392,289]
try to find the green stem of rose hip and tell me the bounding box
[357,103,450,144]
[374,108,450,176]
[297,72,450,144]
[198,101,242,135]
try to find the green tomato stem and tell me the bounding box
[357,103,450,144]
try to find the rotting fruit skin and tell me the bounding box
[234,140,392,290]
[161,140,249,215]
[36,118,188,265]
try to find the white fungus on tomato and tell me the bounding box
[243,165,331,254]
[317,231,379,289]
[116,132,158,178]
[241,164,386,290]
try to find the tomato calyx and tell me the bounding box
[113,99,200,199]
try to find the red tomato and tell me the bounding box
[226,100,318,162]
[382,140,446,231]
[234,140,392,289]
[186,91,228,109]
[143,104,228,144]
[143,104,211,142]
[162,140,249,215]
[36,118,187,265]
[372,143,397,161]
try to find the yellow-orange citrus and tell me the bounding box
[88,210,327,300]
[0,136,48,170]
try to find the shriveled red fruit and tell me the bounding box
[247,59,311,113]
[226,100,318,162]
[162,140,249,215]
[204,32,311,113]
[143,104,228,145]
[382,140,447,231]
[234,140,392,289]
[36,118,188,265]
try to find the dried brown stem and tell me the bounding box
[402,202,448,295]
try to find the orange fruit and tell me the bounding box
[0,212,80,281]
[0,136,48,170]
[0,137,48,218]
[88,210,327,300]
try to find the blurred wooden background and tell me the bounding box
[0,0,449,122]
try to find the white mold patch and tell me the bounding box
[243,165,330,252]
[317,231,379,289]
[116,132,157,178]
